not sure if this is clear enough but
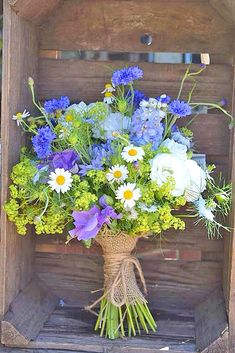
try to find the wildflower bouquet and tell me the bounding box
[5,65,232,339]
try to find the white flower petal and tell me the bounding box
[121,145,145,163]
[150,153,190,197]
[48,168,73,194]
[161,138,188,160]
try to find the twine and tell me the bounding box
[85,228,147,312]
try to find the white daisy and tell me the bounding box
[103,92,115,105]
[48,168,73,194]
[116,182,141,209]
[102,83,116,105]
[101,83,115,94]
[12,110,30,126]
[106,164,129,183]
[121,145,145,163]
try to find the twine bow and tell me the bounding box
[85,255,147,314]
[109,256,147,307]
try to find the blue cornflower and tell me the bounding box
[44,96,70,114]
[168,100,191,117]
[57,96,70,110]
[32,126,56,159]
[112,66,143,86]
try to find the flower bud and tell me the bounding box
[215,193,227,204]
[133,161,139,170]
[117,99,128,114]
[105,195,114,206]
[68,134,78,145]
[28,77,34,86]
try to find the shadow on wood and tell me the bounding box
[1,278,58,346]
[195,287,228,352]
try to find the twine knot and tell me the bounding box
[86,231,147,313]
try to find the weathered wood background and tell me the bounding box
[1,0,235,351]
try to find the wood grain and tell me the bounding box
[223,61,235,353]
[39,0,234,54]
[1,278,58,346]
[210,0,235,26]
[0,0,38,317]
[9,0,62,24]
[4,306,196,352]
[35,217,224,314]
[195,288,228,352]
[38,59,233,104]
[35,249,223,313]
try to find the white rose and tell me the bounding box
[184,160,206,202]
[161,138,188,160]
[150,154,190,197]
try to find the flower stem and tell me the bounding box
[94,298,156,339]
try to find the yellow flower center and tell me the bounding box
[65,114,73,122]
[105,92,113,97]
[105,83,112,89]
[56,175,65,185]
[128,148,137,156]
[113,170,122,179]
[124,190,133,200]
[16,112,22,118]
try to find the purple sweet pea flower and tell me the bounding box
[101,206,122,224]
[69,206,101,240]
[69,205,121,241]
[52,150,79,171]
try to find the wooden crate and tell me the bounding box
[0,0,235,352]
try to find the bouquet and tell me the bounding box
[5,65,232,339]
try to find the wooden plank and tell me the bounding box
[200,331,229,353]
[1,278,58,346]
[9,0,62,24]
[195,287,228,352]
[0,0,38,318]
[223,61,235,353]
[4,306,196,352]
[0,345,196,353]
[38,59,233,103]
[35,250,222,312]
[0,348,101,353]
[39,0,234,54]
[179,114,230,156]
[210,0,235,26]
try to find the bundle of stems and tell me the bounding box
[94,298,157,339]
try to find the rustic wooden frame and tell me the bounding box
[1,0,235,352]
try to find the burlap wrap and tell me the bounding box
[87,228,147,310]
